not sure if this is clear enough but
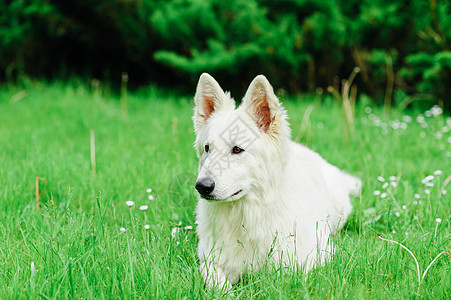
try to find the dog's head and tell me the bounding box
[193,73,291,202]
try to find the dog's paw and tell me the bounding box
[200,262,232,291]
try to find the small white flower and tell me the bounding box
[392,230,396,234]
[184,225,193,230]
[391,121,400,130]
[395,211,400,217]
[413,215,418,220]
[425,110,432,117]
[402,115,412,123]
[402,205,406,210]
[373,190,381,196]
[381,192,387,199]
[424,175,434,182]
[148,195,154,201]
[431,105,443,117]
[125,200,134,207]
[382,182,389,189]
[425,182,434,187]
[120,227,126,233]
[365,107,372,114]
[389,176,396,181]
[146,188,152,193]
[377,176,385,182]
[424,189,431,195]
[435,218,442,224]
[139,205,148,211]
[414,193,420,199]
[433,170,442,176]
[442,189,448,195]
[144,224,150,229]
[390,182,397,188]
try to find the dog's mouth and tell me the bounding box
[231,189,242,197]
[203,189,243,201]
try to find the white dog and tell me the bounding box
[193,73,361,289]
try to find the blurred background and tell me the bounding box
[1,0,450,108]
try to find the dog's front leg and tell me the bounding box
[200,261,232,291]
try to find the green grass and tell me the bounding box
[0,82,450,299]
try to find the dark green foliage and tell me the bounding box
[0,0,450,106]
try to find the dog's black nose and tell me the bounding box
[195,178,215,197]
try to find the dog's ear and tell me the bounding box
[193,73,234,131]
[241,75,284,134]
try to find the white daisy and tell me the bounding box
[424,175,434,182]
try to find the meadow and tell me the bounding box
[0,82,449,298]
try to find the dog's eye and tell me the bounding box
[232,146,244,154]
[204,145,209,153]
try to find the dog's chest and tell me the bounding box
[211,202,293,267]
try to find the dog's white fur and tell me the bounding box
[193,73,361,289]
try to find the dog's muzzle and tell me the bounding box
[195,177,215,198]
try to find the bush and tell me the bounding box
[0,0,450,107]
